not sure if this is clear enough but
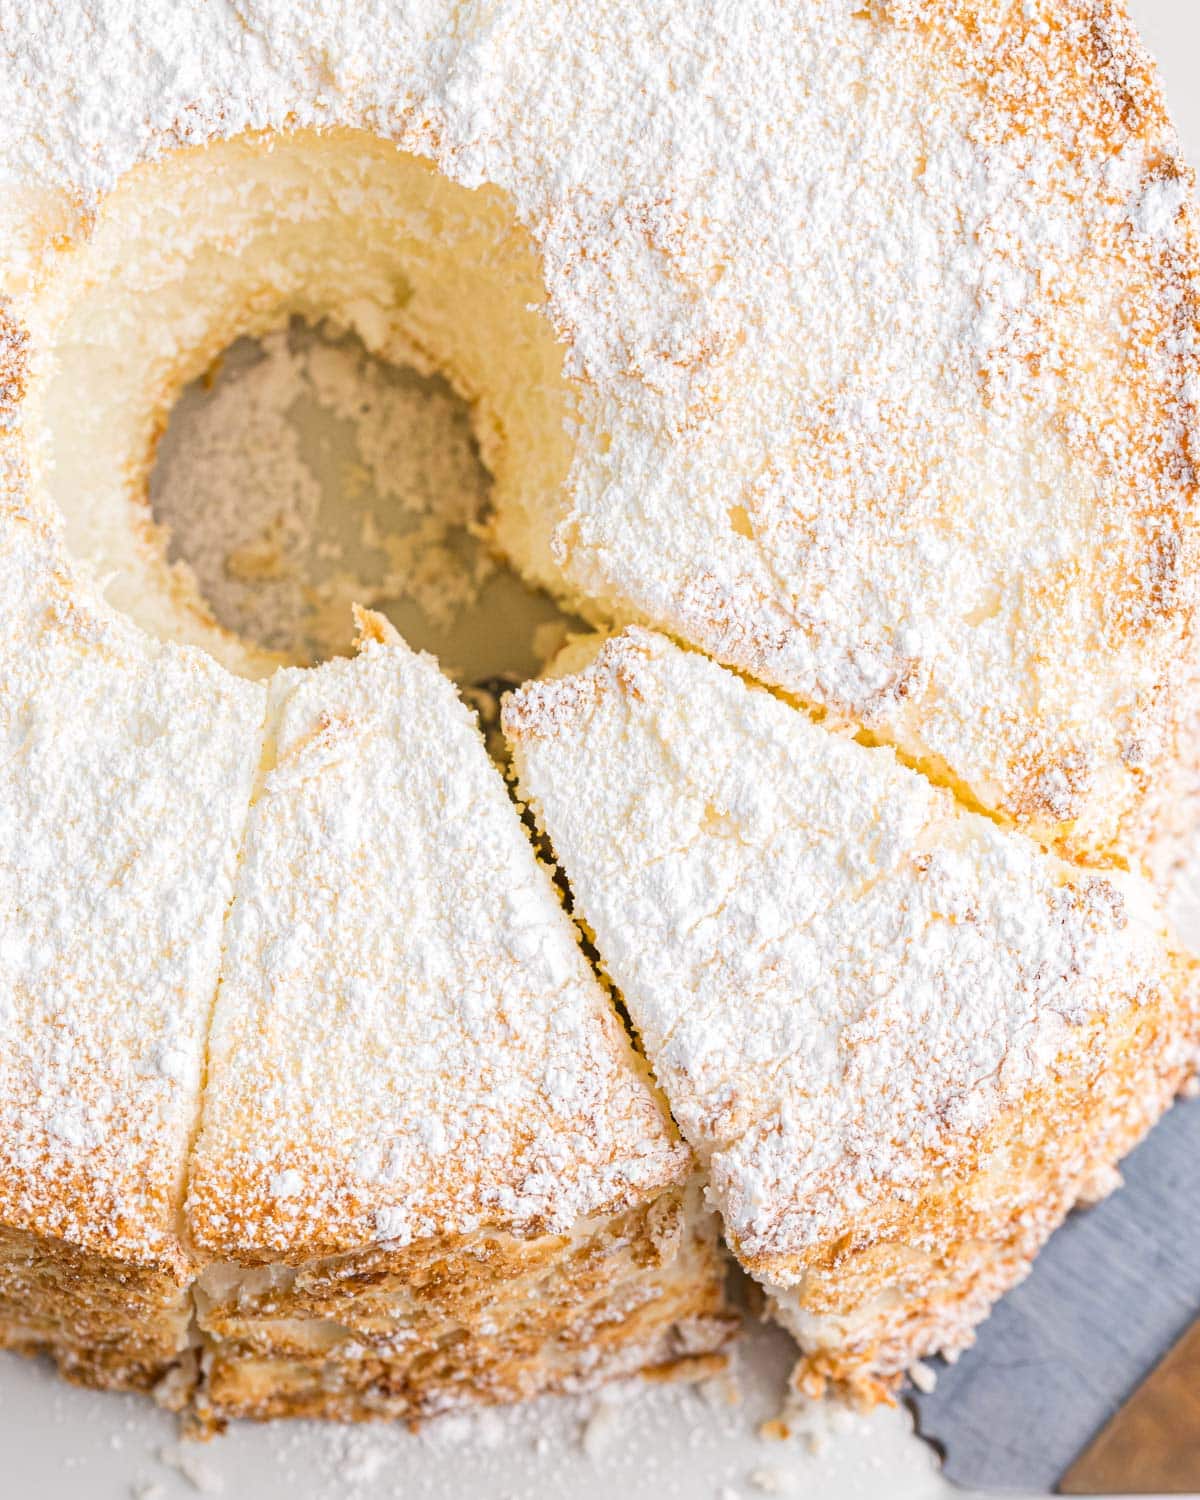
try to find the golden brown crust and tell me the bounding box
[0,1182,736,1427]
[0,300,29,427]
[193,1183,735,1425]
[775,957,1200,1399]
[200,1285,730,1426]
[0,1226,190,1392]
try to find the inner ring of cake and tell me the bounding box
[23,129,576,679]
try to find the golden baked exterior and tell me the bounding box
[2,2,1196,861]
[194,1186,728,1424]
[505,630,1199,1394]
[0,511,263,1388]
[185,620,731,1421]
[0,0,1197,1425]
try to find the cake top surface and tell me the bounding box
[1,0,1196,857]
[186,620,688,1261]
[505,629,1182,1275]
[0,510,263,1272]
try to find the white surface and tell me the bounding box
[4,1317,945,1500]
[5,3,1198,1496]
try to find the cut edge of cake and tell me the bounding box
[503,626,1200,1400]
[183,611,734,1424]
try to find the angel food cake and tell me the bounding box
[0,580,732,1418]
[186,615,729,1421]
[0,515,262,1392]
[0,0,1197,1429]
[505,630,1200,1393]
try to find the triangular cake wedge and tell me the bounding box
[504,628,1198,1397]
[186,615,731,1422]
[0,511,264,1392]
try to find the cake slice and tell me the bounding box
[504,628,1198,1397]
[0,510,264,1392]
[185,614,731,1423]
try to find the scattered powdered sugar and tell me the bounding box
[267,1168,304,1200]
[1131,175,1189,239]
[748,1468,799,1495]
[579,1394,626,1459]
[506,629,1183,1265]
[1165,820,1200,952]
[157,1442,225,1494]
[4,1269,939,1496]
[0,0,1194,860]
[334,1438,390,1487]
[187,627,688,1257]
[169,1316,908,1500]
[152,320,493,666]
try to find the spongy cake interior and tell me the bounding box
[21,129,582,680]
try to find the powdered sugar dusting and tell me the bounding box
[0,0,1195,1420]
[187,624,687,1256]
[506,630,1182,1267]
[1,1,1195,862]
[0,512,263,1266]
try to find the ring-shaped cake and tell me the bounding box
[0,0,1197,1424]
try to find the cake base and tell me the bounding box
[193,1184,734,1427]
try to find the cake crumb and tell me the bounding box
[749,1466,797,1494]
[580,1397,623,1459]
[152,319,493,667]
[158,1443,225,1494]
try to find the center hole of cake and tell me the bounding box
[149,316,576,682]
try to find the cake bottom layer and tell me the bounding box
[0,1226,190,1396]
[193,1182,734,1425]
[198,1286,729,1424]
[0,1184,734,1427]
